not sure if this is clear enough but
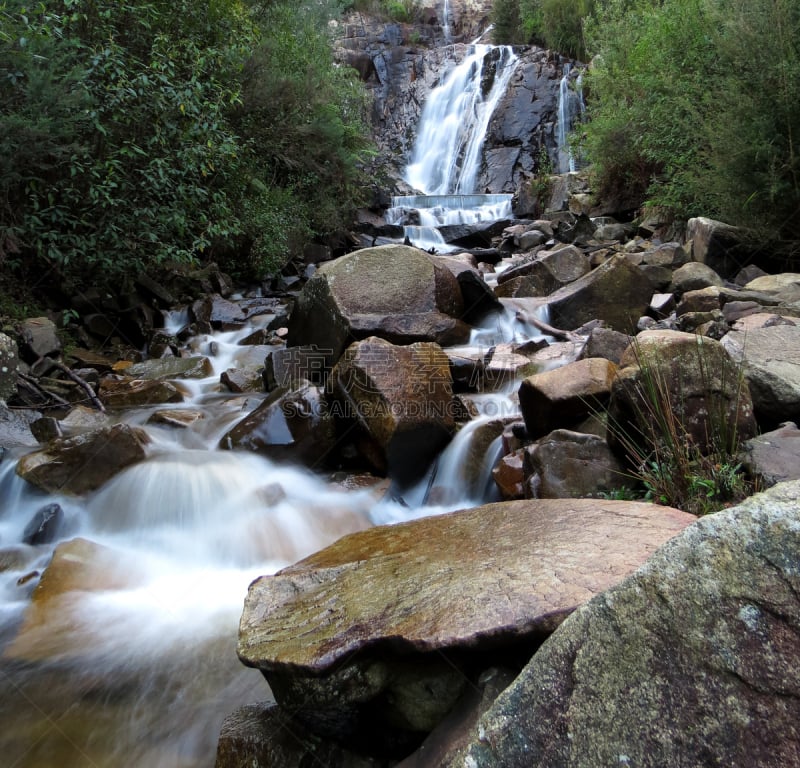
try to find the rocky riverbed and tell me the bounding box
[1,168,799,765]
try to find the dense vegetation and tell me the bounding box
[494,0,800,252]
[0,0,372,290]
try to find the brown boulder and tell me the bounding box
[329,337,455,483]
[287,245,470,367]
[518,357,618,439]
[16,423,150,495]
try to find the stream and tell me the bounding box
[0,29,567,768]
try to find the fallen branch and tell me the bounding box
[516,310,585,342]
[49,359,106,414]
[17,372,72,408]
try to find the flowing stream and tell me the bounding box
[0,30,536,768]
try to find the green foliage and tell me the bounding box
[348,0,420,23]
[606,338,756,516]
[582,0,800,244]
[496,0,593,58]
[0,0,374,286]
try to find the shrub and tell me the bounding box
[605,337,757,516]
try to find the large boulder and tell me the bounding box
[608,329,758,456]
[447,480,800,767]
[237,498,695,754]
[287,245,470,368]
[686,216,754,279]
[741,422,800,487]
[16,423,150,495]
[721,321,800,429]
[328,336,455,483]
[544,254,654,333]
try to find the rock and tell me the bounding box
[15,316,61,361]
[669,261,725,294]
[431,254,501,323]
[448,480,800,768]
[641,241,689,268]
[220,383,336,468]
[22,503,65,546]
[545,254,653,333]
[263,345,330,391]
[577,326,633,364]
[16,423,150,495]
[3,537,144,662]
[329,337,455,484]
[745,272,800,296]
[214,702,380,768]
[59,405,109,437]
[238,498,694,754]
[649,292,676,318]
[483,344,537,389]
[741,422,800,487]
[497,244,589,297]
[124,356,213,380]
[518,357,617,439]
[191,293,246,330]
[491,448,525,500]
[98,376,183,408]
[609,329,758,455]
[676,285,723,314]
[0,402,40,450]
[721,322,800,428]
[686,215,754,278]
[287,245,469,368]
[220,368,263,393]
[0,332,19,401]
[147,409,205,429]
[527,430,627,499]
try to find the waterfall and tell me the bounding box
[405,44,519,195]
[556,63,586,173]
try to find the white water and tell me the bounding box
[556,63,586,173]
[0,34,540,768]
[405,44,519,195]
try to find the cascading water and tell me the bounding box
[405,44,518,196]
[556,63,586,173]
[0,24,551,768]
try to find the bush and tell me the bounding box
[582,0,800,245]
[496,0,593,58]
[606,337,757,516]
[0,0,374,287]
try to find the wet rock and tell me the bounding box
[287,245,469,368]
[57,404,109,437]
[448,480,800,768]
[0,545,38,573]
[16,423,150,495]
[214,702,380,768]
[329,337,455,484]
[0,403,40,450]
[264,345,330,391]
[721,321,800,429]
[220,368,263,393]
[124,356,213,380]
[3,537,144,662]
[609,329,758,455]
[147,409,205,429]
[29,416,62,443]
[191,293,246,331]
[741,422,800,487]
[518,357,617,439]
[98,376,183,408]
[545,254,653,333]
[238,498,694,754]
[483,344,537,390]
[527,430,627,499]
[22,503,65,546]
[220,383,336,468]
[491,448,525,500]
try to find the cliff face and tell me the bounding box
[332,3,582,195]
